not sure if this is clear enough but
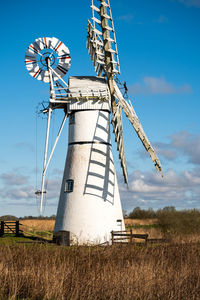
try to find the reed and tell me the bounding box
[0,242,200,299]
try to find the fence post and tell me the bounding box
[15,221,19,236]
[111,231,114,245]
[0,221,4,237]
[130,229,133,244]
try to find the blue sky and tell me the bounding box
[0,0,200,217]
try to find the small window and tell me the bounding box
[69,113,75,125]
[64,179,74,193]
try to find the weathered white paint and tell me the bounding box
[54,77,125,245]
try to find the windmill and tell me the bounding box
[25,0,162,245]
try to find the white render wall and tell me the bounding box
[54,77,125,245]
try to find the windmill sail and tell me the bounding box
[87,0,163,179]
[87,21,105,77]
[113,81,163,175]
[87,0,120,76]
[87,0,130,183]
[111,104,128,185]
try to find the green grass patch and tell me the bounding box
[126,224,161,230]
[0,235,34,245]
[34,230,53,237]
[22,230,53,240]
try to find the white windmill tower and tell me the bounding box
[25,0,163,246]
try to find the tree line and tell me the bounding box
[127,206,200,235]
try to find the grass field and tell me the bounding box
[19,218,200,242]
[0,240,200,299]
[20,219,54,240]
[20,218,162,238]
[21,219,55,232]
[0,219,200,299]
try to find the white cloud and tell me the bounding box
[130,76,192,95]
[155,131,200,165]
[120,130,200,212]
[0,168,62,209]
[154,143,177,160]
[6,187,35,200]
[0,184,35,200]
[0,172,28,185]
[119,168,200,211]
[171,131,200,164]
[44,178,61,199]
[122,130,200,212]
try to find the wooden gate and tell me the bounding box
[111,229,148,244]
[0,221,23,237]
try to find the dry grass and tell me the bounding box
[20,219,158,231]
[20,218,159,231]
[124,218,163,239]
[0,242,200,299]
[124,218,158,226]
[19,219,200,242]
[19,219,166,240]
[19,220,54,240]
[1,219,200,298]
[20,219,55,232]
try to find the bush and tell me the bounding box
[128,207,156,219]
[157,208,200,236]
[128,206,200,236]
[21,215,56,220]
[0,215,18,221]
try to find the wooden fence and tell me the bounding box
[0,221,23,237]
[111,229,148,244]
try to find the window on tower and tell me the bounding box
[64,179,74,193]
